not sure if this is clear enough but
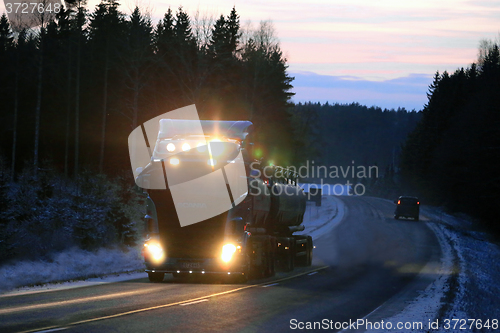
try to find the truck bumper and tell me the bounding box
[144,256,247,275]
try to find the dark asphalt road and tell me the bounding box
[0,196,440,333]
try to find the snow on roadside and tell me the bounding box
[423,208,500,331]
[298,195,345,240]
[0,247,144,295]
[0,193,347,295]
[365,204,500,333]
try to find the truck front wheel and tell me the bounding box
[148,272,164,283]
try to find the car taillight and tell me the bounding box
[417,201,419,205]
[398,200,401,205]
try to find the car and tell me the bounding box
[394,196,420,220]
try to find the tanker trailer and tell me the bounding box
[248,165,313,272]
[135,119,313,282]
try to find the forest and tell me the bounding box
[399,40,500,234]
[290,102,421,175]
[0,2,295,262]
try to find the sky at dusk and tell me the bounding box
[2,0,499,110]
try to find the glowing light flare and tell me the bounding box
[167,143,175,152]
[144,242,164,262]
[207,137,222,169]
[170,158,179,165]
[182,143,191,151]
[221,244,237,263]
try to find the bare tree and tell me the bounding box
[192,8,215,50]
[253,20,279,52]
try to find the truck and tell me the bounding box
[135,119,313,282]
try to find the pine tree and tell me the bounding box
[123,7,153,129]
[72,4,85,178]
[0,14,16,180]
[88,0,126,173]
[0,14,14,54]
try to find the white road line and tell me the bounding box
[180,299,209,306]
[34,328,68,333]
[0,287,165,315]
[19,266,329,333]
[262,283,279,287]
[307,271,318,276]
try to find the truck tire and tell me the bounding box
[306,236,313,266]
[283,237,295,272]
[269,236,277,276]
[250,235,276,278]
[294,235,311,267]
[148,272,164,283]
[244,237,260,279]
[264,236,276,277]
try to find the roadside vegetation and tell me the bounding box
[399,39,500,235]
[0,160,144,264]
[0,2,295,266]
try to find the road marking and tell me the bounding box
[262,283,279,287]
[18,266,329,333]
[180,299,208,306]
[307,271,318,276]
[0,287,165,315]
[34,328,68,333]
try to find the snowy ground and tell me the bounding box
[0,247,146,296]
[364,203,500,333]
[298,195,345,240]
[0,192,345,296]
[421,207,500,332]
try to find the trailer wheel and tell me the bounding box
[283,237,295,272]
[264,236,276,277]
[269,236,277,277]
[148,272,164,283]
[244,238,258,280]
[306,236,313,266]
[294,235,311,267]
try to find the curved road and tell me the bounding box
[0,196,441,333]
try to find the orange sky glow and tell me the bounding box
[1,0,499,109]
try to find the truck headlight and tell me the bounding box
[144,242,165,262]
[167,143,176,152]
[221,244,237,263]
